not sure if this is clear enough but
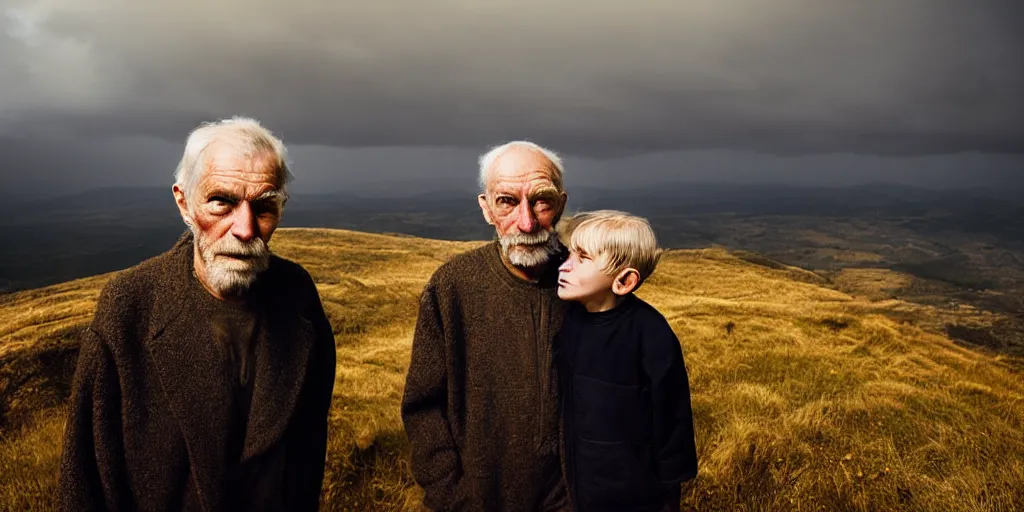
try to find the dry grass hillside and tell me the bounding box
[1,228,1022,511]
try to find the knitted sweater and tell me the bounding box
[556,295,698,512]
[401,241,568,511]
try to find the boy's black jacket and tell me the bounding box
[555,294,698,512]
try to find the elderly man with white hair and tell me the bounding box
[402,141,571,511]
[58,117,337,511]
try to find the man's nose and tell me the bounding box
[515,200,536,233]
[230,201,257,242]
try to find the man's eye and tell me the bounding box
[208,197,233,211]
[534,200,551,211]
[496,197,516,206]
[254,202,281,217]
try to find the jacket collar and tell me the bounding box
[146,231,315,509]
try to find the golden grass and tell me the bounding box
[832,269,915,301]
[1,229,1023,511]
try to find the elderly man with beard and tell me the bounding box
[58,117,337,512]
[402,141,570,511]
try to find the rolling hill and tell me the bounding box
[1,228,1022,511]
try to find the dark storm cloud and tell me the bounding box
[2,0,1022,157]
[5,135,1022,199]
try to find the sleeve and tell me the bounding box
[400,281,464,511]
[287,274,338,511]
[641,316,698,488]
[57,328,124,512]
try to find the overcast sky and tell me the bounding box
[2,0,1022,196]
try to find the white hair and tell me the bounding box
[477,141,565,192]
[173,116,293,209]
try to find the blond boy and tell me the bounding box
[554,210,697,512]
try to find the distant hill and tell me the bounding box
[3,182,1023,297]
[1,228,1022,510]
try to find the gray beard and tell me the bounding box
[191,224,271,296]
[499,228,561,268]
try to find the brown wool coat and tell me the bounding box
[401,242,569,512]
[58,232,337,512]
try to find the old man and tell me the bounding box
[402,141,570,511]
[58,117,337,511]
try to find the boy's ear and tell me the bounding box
[612,268,640,296]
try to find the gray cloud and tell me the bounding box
[4,134,1022,198]
[2,0,1021,156]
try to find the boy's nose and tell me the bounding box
[558,258,572,272]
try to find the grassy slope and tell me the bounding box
[1,228,1022,511]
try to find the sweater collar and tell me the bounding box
[569,293,638,325]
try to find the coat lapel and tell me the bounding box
[145,233,232,510]
[150,308,233,510]
[240,284,315,461]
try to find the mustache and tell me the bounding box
[500,229,554,246]
[210,235,269,258]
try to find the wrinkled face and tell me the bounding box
[477,147,567,268]
[174,143,285,297]
[557,247,615,303]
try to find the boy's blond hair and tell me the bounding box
[558,210,662,287]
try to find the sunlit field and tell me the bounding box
[1,228,1022,511]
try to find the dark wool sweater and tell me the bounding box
[191,273,260,503]
[556,295,698,512]
[58,232,337,512]
[401,241,569,511]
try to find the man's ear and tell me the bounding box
[611,268,640,296]
[553,191,568,224]
[478,193,494,226]
[172,184,193,227]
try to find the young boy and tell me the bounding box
[554,210,698,512]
